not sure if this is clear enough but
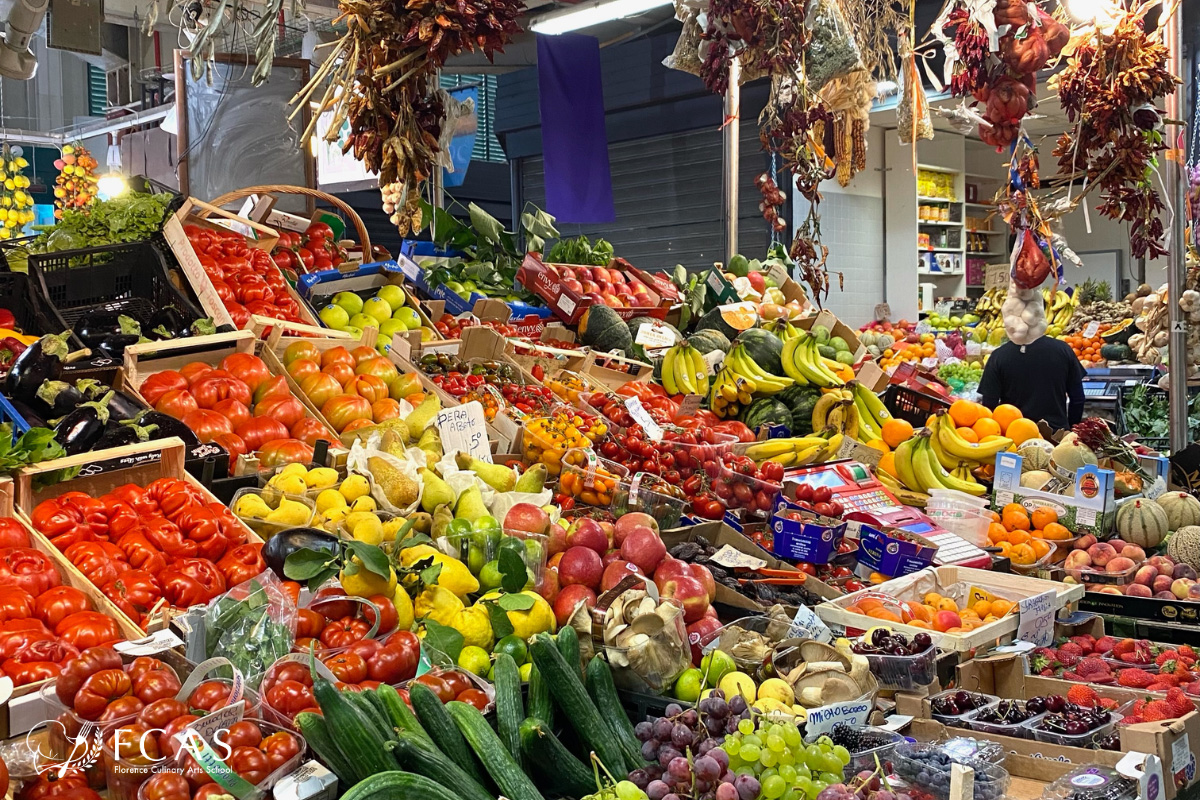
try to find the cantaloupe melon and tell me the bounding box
[1116,498,1169,549]
[1166,525,1200,569]
[1021,470,1052,490]
[1050,437,1097,479]
[1156,492,1200,531]
[1017,439,1054,473]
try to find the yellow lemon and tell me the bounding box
[518,663,532,682]
[323,506,350,525]
[350,495,377,512]
[400,545,479,597]
[340,474,371,502]
[339,558,397,598]
[269,473,308,496]
[350,516,384,546]
[414,585,464,625]
[718,671,757,702]
[306,467,340,489]
[392,585,415,630]
[279,462,308,478]
[449,605,493,650]
[458,645,492,676]
[382,517,410,542]
[315,489,347,515]
[757,678,795,706]
[476,590,555,639]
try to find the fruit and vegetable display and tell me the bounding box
[317,285,434,344]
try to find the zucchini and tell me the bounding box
[556,624,581,678]
[389,730,494,800]
[526,663,554,727]
[294,712,355,786]
[409,682,489,786]
[519,716,598,797]
[377,683,432,744]
[529,633,627,775]
[446,700,546,800]
[311,673,399,780]
[492,652,524,766]
[347,689,394,742]
[340,771,462,800]
[586,656,646,772]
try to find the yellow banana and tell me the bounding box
[661,348,679,395]
[853,392,883,441]
[927,417,963,470]
[795,444,824,465]
[780,337,812,385]
[919,436,988,497]
[856,384,892,428]
[767,452,799,467]
[745,439,801,460]
[689,347,710,395]
[841,399,860,439]
[811,393,840,431]
[820,432,845,463]
[910,436,952,493]
[892,437,922,493]
[934,412,1013,462]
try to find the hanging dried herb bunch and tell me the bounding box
[698,0,810,95]
[1051,1,1180,260]
[292,0,523,233]
[835,0,908,80]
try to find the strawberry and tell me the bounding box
[1132,698,1149,716]
[1078,657,1111,677]
[1142,700,1175,721]
[1123,714,1145,725]
[1061,670,1085,682]
[1186,682,1200,697]
[1039,668,1056,677]
[1100,697,1120,711]
[1067,685,1100,707]
[1156,673,1182,687]
[1118,668,1156,688]
[1094,636,1118,655]
[1178,645,1197,660]
[1119,651,1153,664]
[1071,635,1096,654]
[1147,682,1173,693]
[1093,674,1118,685]
[1156,651,1182,667]
[1113,638,1138,656]
[1030,647,1058,673]
[1058,642,1085,660]
[1165,688,1195,717]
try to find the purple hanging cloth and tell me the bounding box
[536,33,616,223]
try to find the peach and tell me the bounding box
[1153,575,1175,594]
[1107,538,1127,552]
[1098,586,1124,595]
[1134,565,1159,586]
[1075,534,1098,551]
[1156,591,1178,599]
[1174,563,1198,581]
[1106,556,1136,574]
[1172,578,1197,600]
[1087,542,1118,567]
[934,610,962,632]
[1064,550,1093,570]
[1148,555,1176,573]
[1125,584,1153,598]
[1120,545,1146,562]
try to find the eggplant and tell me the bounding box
[10,398,47,429]
[134,410,202,448]
[6,333,70,403]
[35,381,83,418]
[97,334,141,359]
[191,319,217,337]
[263,527,341,579]
[94,420,159,450]
[74,380,144,422]
[148,307,188,339]
[52,391,113,455]
[74,312,124,347]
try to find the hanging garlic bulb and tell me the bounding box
[1001,280,1046,345]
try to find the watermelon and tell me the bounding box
[688,329,730,355]
[741,398,793,433]
[736,328,784,375]
[579,305,632,354]
[695,306,740,340]
[776,385,821,435]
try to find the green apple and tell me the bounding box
[379,318,408,339]
[376,284,406,311]
[419,326,435,342]
[349,313,379,329]
[392,307,422,330]
[319,304,350,330]
[363,296,393,323]
[343,326,364,340]
[333,291,364,316]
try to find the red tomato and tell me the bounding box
[73,668,133,719]
[319,617,370,649]
[0,586,33,623]
[211,398,251,428]
[254,395,306,429]
[31,587,87,629]
[97,695,145,722]
[56,645,122,705]
[137,697,188,729]
[261,731,302,770]
[265,679,316,717]
[363,594,398,635]
[229,746,272,785]
[439,670,472,697]
[192,375,253,410]
[220,353,271,391]
[321,394,372,433]
[321,362,355,386]
[0,519,30,549]
[343,375,390,404]
[224,719,264,749]
[290,417,334,447]
[355,357,399,385]
[0,547,62,596]
[414,673,455,702]
[141,771,190,800]
[181,409,234,443]
[322,652,368,684]
[187,680,232,713]
[298,372,342,409]
[306,222,334,240]
[139,371,189,406]
[155,389,198,419]
[132,668,181,705]
[457,688,490,711]
[286,359,321,384]
[255,375,292,404]
[312,589,356,621]
[56,611,121,650]
[212,433,248,472]
[257,439,315,469]
[235,417,291,451]
[180,362,214,385]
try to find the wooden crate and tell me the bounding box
[163,197,319,330]
[814,564,1084,652]
[122,331,343,473]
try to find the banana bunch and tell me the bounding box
[875,468,931,508]
[927,412,1012,469]
[726,343,794,396]
[1046,289,1074,329]
[974,287,1006,328]
[811,389,859,438]
[661,341,710,396]
[762,318,801,343]
[893,431,988,497]
[709,365,755,419]
[781,332,845,388]
[850,382,892,445]
[743,430,843,467]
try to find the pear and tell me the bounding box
[406,511,432,534]
[369,456,420,508]
[380,430,407,459]
[514,463,548,494]
[406,395,441,440]
[454,484,488,523]
[234,493,272,519]
[417,426,443,464]
[420,468,456,513]
[432,504,454,540]
[455,451,516,493]
[265,498,312,526]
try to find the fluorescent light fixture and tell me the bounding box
[531,0,672,35]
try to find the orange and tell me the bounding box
[972,417,1002,439]
[993,404,1023,434]
[989,599,1015,617]
[1002,504,1031,531]
[1006,529,1032,546]
[971,600,992,618]
[998,541,1013,557]
[956,427,980,443]
[882,418,915,449]
[973,403,992,420]
[1031,506,1059,529]
[987,522,1009,544]
[906,602,933,623]
[878,452,898,478]
[988,509,1001,523]
[949,399,982,428]
[866,439,890,454]
[858,597,885,613]
[1006,417,1041,445]
[1040,522,1071,541]
[923,592,943,606]
[1010,543,1037,565]
[1031,539,1052,559]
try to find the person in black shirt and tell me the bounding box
[978,334,1086,431]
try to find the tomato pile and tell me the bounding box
[183,224,306,328]
[0,519,128,686]
[141,351,331,470]
[398,667,491,712]
[53,649,181,720]
[282,341,424,434]
[269,222,345,277]
[30,481,264,623]
[296,589,400,656]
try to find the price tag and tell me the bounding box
[422,341,459,355]
[836,437,883,467]
[557,294,577,316]
[624,397,664,442]
[873,303,891,323]
[921,357,940,369]
[707,270,727,293]
[985,263,1009,291]
[397,255,420,280]
[710,544,767,570]
[1145,476,1168,500]
[115,630,184,656]
[786,604,834,643]
[676,394,703,418]
[803,696,873,740]
[635,322,678,348]
[703,350,725,375]
[1083,321,1100,339]
[935,301,952,317]
[915,321,932,335]
[436,401,491,463]
[1016,589,1056,647]
[1173,320,1187,333]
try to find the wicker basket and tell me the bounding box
[207,185,372,263]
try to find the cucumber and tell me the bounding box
[519,716,598,797]
[389,730,494,800]
[311,673,399,780]
[526,663,554,727]
[347,689,394,742]
[556,624,582,678]
[294,712,355,786]
[492,652,524,766]
[446,700,546,800]
[585,656,646,771]
[340,771,461,800]
[529,633,627,775]
[376,683,432,744]
[409,681,489,786]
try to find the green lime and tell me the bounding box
[494,634,529,665]
[473,515,500,535]
[519,662,533,682]
[487,663,496,681]
[467,544,487,575]
[523,537,545,565]
[479,560,504,591]
[700,650,736,688]
[499,536,525,559]
[446,517,473,540]
[674,668,703,702]
[457,645,492,676]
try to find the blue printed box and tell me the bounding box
[854,524,937,578]
[769,495,845,565]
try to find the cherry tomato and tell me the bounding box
[456,688,490,711]
[414,673,455,703]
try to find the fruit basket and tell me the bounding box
[965,699,1047,739]
[1027,699,1122,748]
[231,486,316,538]
[829,724,907,779]
[852,628,938,690]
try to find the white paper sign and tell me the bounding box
[1016,589,1056,647]
[915,321,933,335]
[397,255,420,280]
[635,322,677,349]
[803,696,873,739]
[1145,476,1168,500]
[436,401,491,463]
[787,605,834,643]
[676,394,703,418]
[836,437,883,467]
[115,630,185,656]
[1083,321,1100,339]
[710,544,767,570]
[625,397,664,441]
[703,350,725,375]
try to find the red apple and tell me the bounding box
[618,292,637,306]
[608,269,627,285]
[686,617,722,666]
[653,557,689,585]
[614,513,658,547]
[602,559,644,592]
[747,272,766,293]
[562,278,582,294]
[559,546,603,591]
[505,503,550,536]
[659,575,710,623]
[567,518,609,555]
[553,584,596,628]
[602,293,623,308]
[536,568,560,604]
[546,522,569,557]
[621,527,667,574]
[583,292,606,307]
[601,549,624,568]
[690,562,717,602]
[581,279,600,294]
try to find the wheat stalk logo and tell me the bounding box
[28,719,104,775]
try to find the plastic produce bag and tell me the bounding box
[201,570,296,690]
[806,0,863,91]
[347,433,423,514]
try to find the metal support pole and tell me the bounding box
[722,58,740,265]
[1167,5,1188,453]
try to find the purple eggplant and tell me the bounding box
[52,391,113,455]
[6,333,70,403]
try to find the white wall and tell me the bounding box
[1057,203,1137,294]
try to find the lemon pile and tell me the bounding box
[0,145,35,240]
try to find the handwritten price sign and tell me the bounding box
[436,401,490,463]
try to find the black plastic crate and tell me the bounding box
[29,240,207,330]
[0,270,71,339]
[884,383,952,427]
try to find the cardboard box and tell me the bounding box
[1077,589,1200,626]
[769,494,847,564]
[794,309,867,362]
[409,252,552,319]
[516,253,667,325]
[855,524,939,577]
[992,452,1118,537]
[702,263,811,314]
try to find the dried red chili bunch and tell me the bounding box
[699,0,809,95]
[1053,5,1180,259]
[941,7,990,97]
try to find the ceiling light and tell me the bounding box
[97,172,128,199]
[531,0,673,35]
[0,0,50,80]
[1064,0,1119,26]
